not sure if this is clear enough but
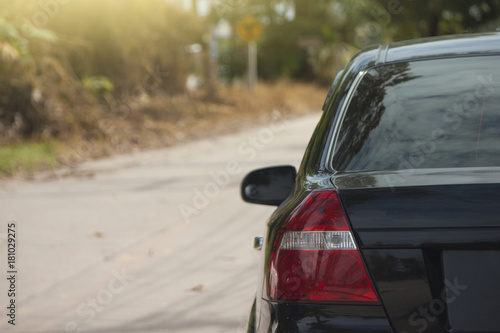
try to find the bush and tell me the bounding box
[0,0,205,143]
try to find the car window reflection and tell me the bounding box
[333,56,500,171]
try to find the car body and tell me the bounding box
[241,33,500,333]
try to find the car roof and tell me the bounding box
[348,32,500,73]
[382,32,500,63]
[322,32,500,114]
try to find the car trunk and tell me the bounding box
[333,168,500,333]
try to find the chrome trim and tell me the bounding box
[325,70,368,172]
[254,236,264,251]
[279,231,357,250]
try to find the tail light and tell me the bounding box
[268,190,378,302]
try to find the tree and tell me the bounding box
[375,0,500,40]
[206,0,500,82]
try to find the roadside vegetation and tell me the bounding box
[0,0,498,176]
[0,142,58,174]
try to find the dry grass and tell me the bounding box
[63,80,328,158]
[1,81,328,177]
[0,2,331,177]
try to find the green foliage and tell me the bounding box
[82,76,115,94]
[0,142,58,174]
[0,13,57,60]
[208,0,499,82]
[0,14,26,60]
[373,0,500,40]
[0,0,206,143]
[45,0,205,93]
[1,0,499,146]
[208,0,385,81]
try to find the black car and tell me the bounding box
[241,33,500,333]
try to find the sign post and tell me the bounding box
[248,40,257,90]
[236,15,263,91]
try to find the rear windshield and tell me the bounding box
[332,55,500,171]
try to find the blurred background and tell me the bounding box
[0,0,499,175]
[1,2,500,332]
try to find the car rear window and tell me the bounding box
[332,55,500,171]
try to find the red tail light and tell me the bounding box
[268,190,378,302]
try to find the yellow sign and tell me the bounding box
[235,15,263,43]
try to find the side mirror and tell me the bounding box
[241,165,297,206]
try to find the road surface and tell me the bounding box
[0,112,321,333]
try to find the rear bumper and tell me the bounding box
[256,300,393,333]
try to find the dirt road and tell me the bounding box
[0,112,321,333]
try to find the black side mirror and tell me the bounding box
[241,165,297,206]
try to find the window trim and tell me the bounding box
[326,70,368,173]
[326,55,500,172]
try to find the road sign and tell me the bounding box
[235,15,263,43]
